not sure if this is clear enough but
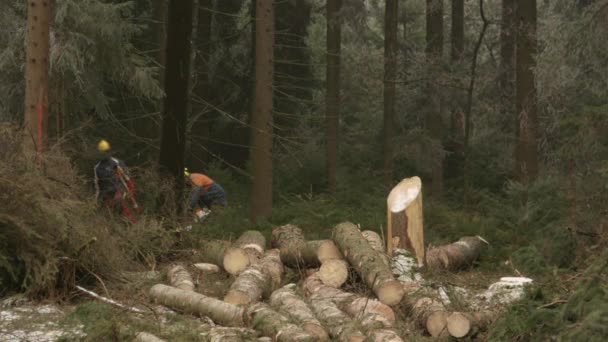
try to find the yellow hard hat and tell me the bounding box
[97,139,110,152]
[184,167,190,178]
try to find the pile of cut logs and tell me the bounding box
[144,222,497,341]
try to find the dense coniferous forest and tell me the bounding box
[0,0,607,340]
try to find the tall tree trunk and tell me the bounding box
[189,0,213,170]
[154,0,168,82]
[383,0,398,188]
[326,0,341,193]
[450,0,465,160]
[515,0,539,184]
[250,0,275,222]
[500,0,516,132]
[158,0,195,213]
[425,0,444,196]
[24,0,52,159]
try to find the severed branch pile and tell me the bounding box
[145,222,526,340]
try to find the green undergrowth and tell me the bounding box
[61,302,210,341]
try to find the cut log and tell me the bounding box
[134,332,166,342]
[224,249,283,306]
[223,230,267,275]
[272,224,343,267]
[365,329,404,342]
[303,272,396,328]
[400,283,449,337]
[167,264,194,292]
[332,222,405,305]
[149,284,245,326]
[199,240,249,275]
[245,302,316,341]
[193,263,220,273]
[310,292,366,342]
[361,230,385,253]
[446,311,497,338]
[269,284,329,341]
[199,240,233,268]
[259,249,284,291]
[386,176,424,267]
[308,239,344,263]
[425,236,489,271]
[319,259,349,288]
[207,327,259,342]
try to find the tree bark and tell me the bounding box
[386,177,424,267]
[425,236,488,271]
[515,0,539,184]
[226,230,267,269]
[189,0,213,170]
[449,0,465,162]
[425,0,444,196]
[500,0,516,131]
[361,230,385,253]
[250,0,275,222]
[309,293,366,342]
[326,0,342,193]
[383,0,399,187]
[271,224,343,267]
[159,0,194,213]
[224,249,283,306]
[332,222,404,305]
[269,284,329,341]
[134,332,166,342]
[303,272,396,329]
[207,327,259,342]
[149,284,245,326]
[167,264,195,292]
[246,303,316,341]
[24,0,52,159]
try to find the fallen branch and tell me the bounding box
[167,264,194,292]
[76,285,144,313]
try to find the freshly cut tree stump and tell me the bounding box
[269,284,329,341]
[386,176,424,266]
[319,259,349,288]
[333,222,404,305]
[303,272,396,328]
[361,230,385,253]
[310,292,366,342]
[225,249,283,306]
[167,264,194,292]
[425,236,489,271]
[149,284,245,326]
[134,332,166,342]
[272,224,343,267]
[245,302,316,341]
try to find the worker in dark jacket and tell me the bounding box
[185,168,227,222]
[94,140,139,223]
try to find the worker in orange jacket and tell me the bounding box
[185,168,227,222]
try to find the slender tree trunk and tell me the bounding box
[515,0,539,184]
[158,0,195,213]
[24,0,52,160]
[500,0,516,132]
[326,0,341,193]
[189,0,213,170]
[154,0,168,81]
[425,0,444,196]
[383,0,398,188]
[450,0,465,160]
[250,0,275,222]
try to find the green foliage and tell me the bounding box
[0,124,175,296]
[490,249,608,341]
